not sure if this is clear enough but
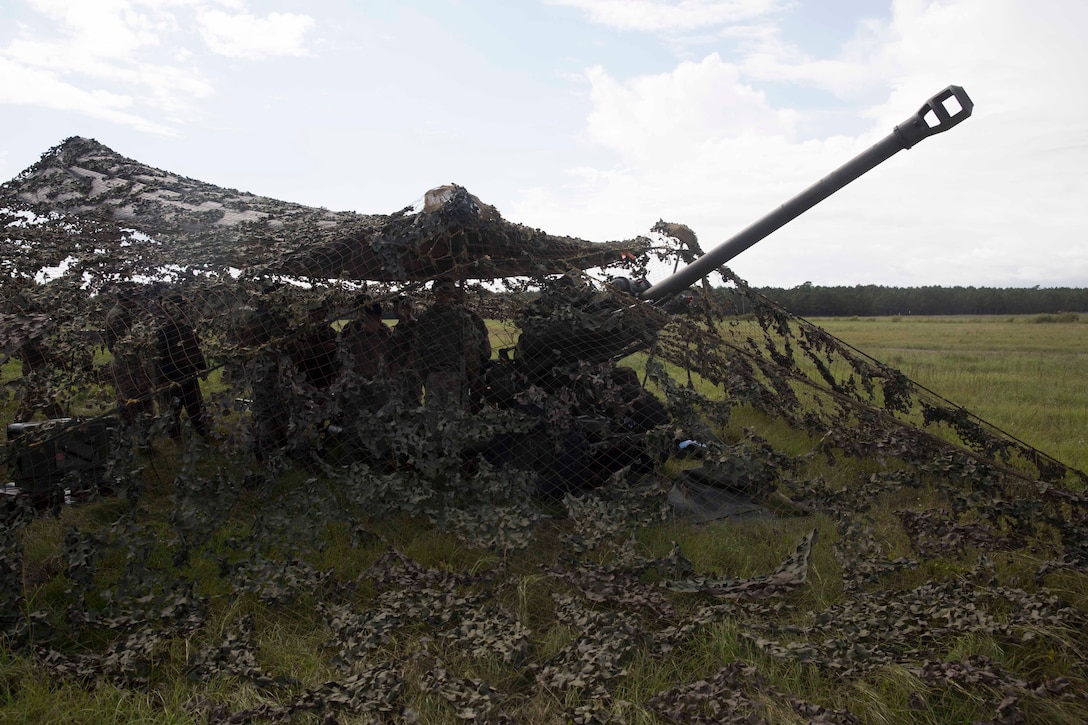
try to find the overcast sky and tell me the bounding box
[1,0,1085,288]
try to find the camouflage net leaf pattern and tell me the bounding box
[1,137,1087,722]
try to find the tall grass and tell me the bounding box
[812,315,1088,472]
[3,315,1088,723]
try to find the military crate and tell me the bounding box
[5,417,118,511]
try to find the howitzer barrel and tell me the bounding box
[639,85,974,303]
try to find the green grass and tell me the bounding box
[811,315,1088,472]
[3,315,1088,723]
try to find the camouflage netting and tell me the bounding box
[1,137,1088,722]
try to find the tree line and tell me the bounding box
[722,283,1088,317]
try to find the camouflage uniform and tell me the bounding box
[338,303,392,412]
[287,306,341,461]
[104,297,155,428]
[155,297,209,439]
[291,315,340,391]
[239,300,290,464]
[410,286,490,413]
[387,297,422,406]
[13,337,64,421]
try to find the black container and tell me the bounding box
[5,417,117,511]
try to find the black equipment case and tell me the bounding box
[5,417,117,510]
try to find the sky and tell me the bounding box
[1,0,1086,289]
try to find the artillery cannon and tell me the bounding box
[507,85,974,373]
[486,85,974,495]
[0,86,981,509]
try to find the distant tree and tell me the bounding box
[748,284,1088,317]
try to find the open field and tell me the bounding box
[811,315,1088,474]
[2,315,1087,724]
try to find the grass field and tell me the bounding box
[811,315,1088,473]
[2,315,1087,724]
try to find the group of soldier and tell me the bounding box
[9,276,674,493]
[90,276,494,462]
[103,287,210,443]
[242,278,492,466]
[95,277,673,485]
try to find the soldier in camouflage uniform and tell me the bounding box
[387,295,422,406]
[338,297,391,413]
[11,322,65,422]
[410,279,490,413]
[239,292,291,465]
[287,298,340,462]
[104,288,155,431]
[154,292,209,440]
[291,299,340,391]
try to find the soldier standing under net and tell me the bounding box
[291,299,340,391]
[154,292,209,441]
[287,298,340,462]
[338,297,391,412]
[11,320,65,422]
[239,290,290,466]
[104,288,155,433]
[410,279,491,414]
[387,295,421,406]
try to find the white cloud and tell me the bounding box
[3,33,214,113]
[511,0,1088,287]
[24,0,172,58]
[545,0,784,33]
[1,0,315,137]
[197,10,315,59]
[735,32,890,99]
[583,54,794,163]
[2,0,1085,288]
[513,53,834,246]
[0,56,180,135]
[1,0,216,133]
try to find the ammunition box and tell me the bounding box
[5,417,117,510]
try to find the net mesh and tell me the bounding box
[1,136,1085,513]
[8,136,1088,723]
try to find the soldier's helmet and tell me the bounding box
[433,279,456,291]
[352,293,383,318]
